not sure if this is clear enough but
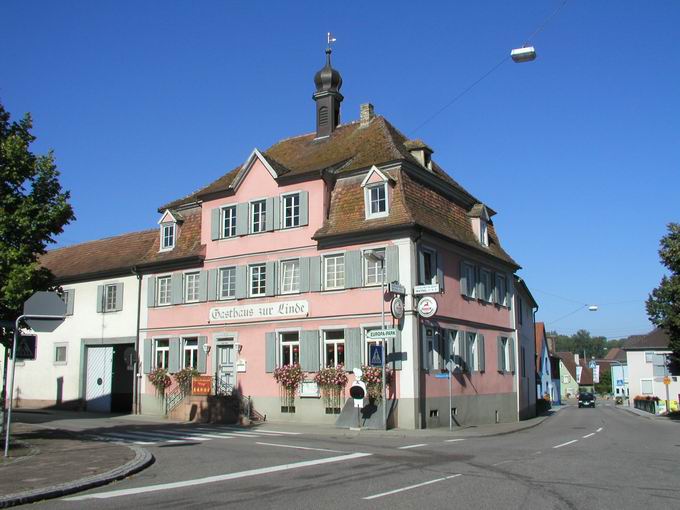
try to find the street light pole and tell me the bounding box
[364,250,387,429]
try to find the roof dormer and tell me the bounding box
[361,165,392,220]
[467,203,491,247]
[158,209,182,252]
[404,139,434,171]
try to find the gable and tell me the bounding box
[361,165,389,187]
[158,210,177,225]
[229,148,279,192]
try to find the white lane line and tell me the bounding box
[250,429,302,435]
[206,427,290,436]
[398,444,428,449]
[64,452,372,501]
[103,432,184,444]
[363,474,462,500]
[194,428,261,438]
[491,460,513,466]
[596,427,603,432]
[99,434,156,445]
[553,440,578,449]
[444,439,465,443]
[582,433,595,439]
[125,431,209,442]
[255,442,344,453]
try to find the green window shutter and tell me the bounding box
[274,261,281,295]
[389,328,403,370]
[345,250,362,288]
[509,338,516,373]
[171,273,183,305]
[299,257,310,293]
[65,289,75,315]
[265,197,275,232]
[385,245,399,283]
[272,196,280,230]
[96,285,104,313]
[198,270,208,302]
[207,269,218,301]
[344,328,362,372]
[197,336,208,373]
[436,254,445,291]
[147,277,156,308]
[211,208,221,240]
[300,330,320,372]
[497,336,504,372]
[309,256,321,292]
[459,331,468,371]
[460,262,468,297]
[421,327,430,371]
[236,203,249,236]
[492,274,499,304]
[169,337,181,373]
[478,334,485,372]
[265,332,276,373]
[478,270,486,302]
[235,265,247,299]
[143,338,153,374]
[299,191,309,226]
[265,261,276,297]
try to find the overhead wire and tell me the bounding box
[411,0,570,134]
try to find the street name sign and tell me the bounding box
[414,284,440,295]
[389,282,406,295]
[434,372,450,379]
[366,329,397,340]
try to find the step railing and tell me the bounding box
[165,385,188,415]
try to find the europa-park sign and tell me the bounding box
[209,300,309,323]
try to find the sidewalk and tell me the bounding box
[0,422,153,508]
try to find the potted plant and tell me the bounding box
[174,367,200,395]
[273,364,304,413]
[360,365,385,402]
[314,364,348,414]
[148,367,172,398]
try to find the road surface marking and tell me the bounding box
[99,434,156,445]
[363,474,462,500]
[596,427,603,432]
[128,430,211,441]
[582,433,595,439]
[398,444,428,449]
[193,428,261,438]
[255,442,344,453]
[252,429,302,435]
[553,440,578,449]
[444,439,465,443]
[492,460,513,466]
[64,452,372,501]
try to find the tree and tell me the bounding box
[646,223,680,372]
[0,100,75,344]
[594,368,611,395]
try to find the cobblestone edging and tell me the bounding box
[0,445,154,508]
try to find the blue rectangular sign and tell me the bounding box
[434,372,450,379]
[369,344,383,366]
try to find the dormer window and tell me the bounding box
[160,223,175,251]
[361,165,390,220]
[467,203,491,248]
[480,220,488,246]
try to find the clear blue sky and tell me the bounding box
[2,1,678,339]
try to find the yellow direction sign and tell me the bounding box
[663,376,671,385]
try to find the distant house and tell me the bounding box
[604,347,628,399]
[556,352,594,399]
[535,322,553,401]
[623,329,679,410]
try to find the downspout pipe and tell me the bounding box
[131,266,142,415]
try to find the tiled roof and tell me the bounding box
[41,209,204,281]
[604,347,626,362]
[556,351,595,385]
[622,329,670,350]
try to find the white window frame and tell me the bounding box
[160,223,175,251]
[461,261,476,297]
[562,375,569,384]
[480,219,488,246]
[364,182,389,219]
[499,336,511,372]
[184,272,200,303]
[279,332,300,366]
[645,352,654,363]
[419,247,437,285]
[479,268,493,302]
[363,326,384,365]
[156,275,172,306]
[323,330,345,368]
[104,284,117,312]
[495,274,508,306]
[219,266,236,300]
[155,338,170,370]
[467,332,477,372]
[222,205,237,238]
[324,253,345,290]
[280,259,300,294]
[249,264,266,297]
[183,337,199,369]
[281,192,301,229]
[250,199,267,234]
[362,248,385,286]
[54,343,68,365]
[640,378,653,395]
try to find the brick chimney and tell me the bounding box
[360,103,374,127]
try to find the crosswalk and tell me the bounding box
[95,426,301,446]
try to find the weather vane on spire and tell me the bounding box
[327,32,337,49]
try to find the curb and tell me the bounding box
[0,444,154,508]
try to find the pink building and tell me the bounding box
[137,49,534,429]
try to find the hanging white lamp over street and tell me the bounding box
[511,46,537,63]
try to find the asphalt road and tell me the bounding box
[39,405,680,510]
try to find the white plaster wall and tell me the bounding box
[627,350,680,403]
[10,275,141,406]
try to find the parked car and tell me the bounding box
[578,393,596,408]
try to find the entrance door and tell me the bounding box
[216,343,236,394]
[86,346,113,412]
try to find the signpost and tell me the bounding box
[15,335,37,361]
[366,329,397,340]
[445,360,455,430]
[4,292,66,457]
[414,284,440,295]
[388,282,406,295]
[369,344,384,367]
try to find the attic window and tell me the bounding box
[480,220,489,246]
[361,165,390,220]
[160,223,175,251]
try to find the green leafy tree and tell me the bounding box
[0,101,75,344]
[646,223,680,372]
[594,368,611,395]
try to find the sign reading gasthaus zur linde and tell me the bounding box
[209,300,309,322]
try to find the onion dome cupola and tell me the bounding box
[313,47,344,138]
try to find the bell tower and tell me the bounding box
[313,40,343,139]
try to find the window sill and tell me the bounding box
[159,247,175,253]
[53,362,67,366]
[365,212,389,220]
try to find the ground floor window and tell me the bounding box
[280,332,300,366]
[324,330,345,367]
[183,338,198,369]
[155,339,169,369]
